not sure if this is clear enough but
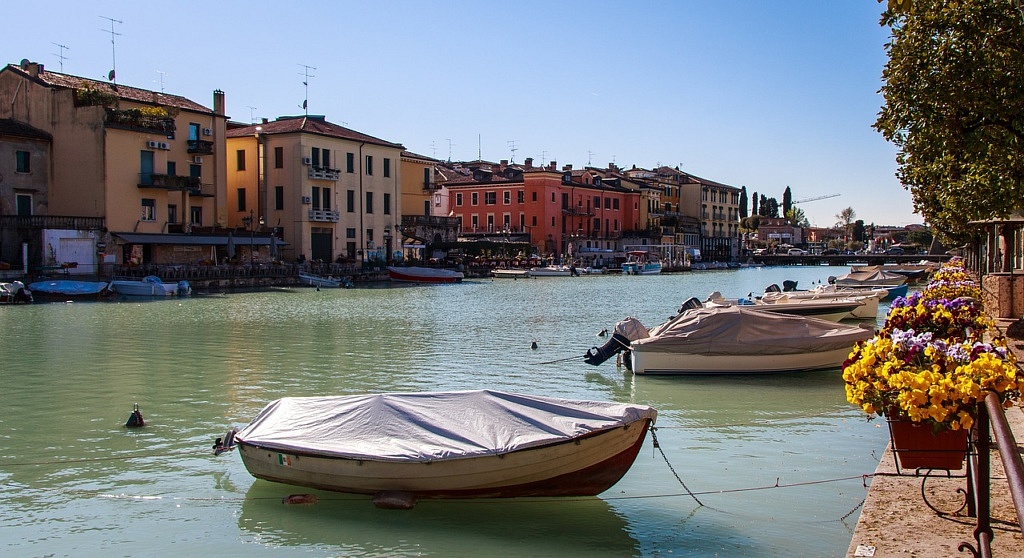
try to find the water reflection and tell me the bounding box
[239,481,639,557]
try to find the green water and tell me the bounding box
[0,267,891,556]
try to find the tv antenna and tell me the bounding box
[430,141,437,159]
[507,140,518,164]
[447,138,454,162]
[51,42,69,72]
[540,150,547,165]
[155,70,166,92]
[588,150,595,166]
[246,106,258,124]
[99,16,122,83]
[298,63,316,114]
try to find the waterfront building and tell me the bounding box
[225,116,404,264]
[0,59,228,272]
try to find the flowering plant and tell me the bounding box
[843,257,1020,431]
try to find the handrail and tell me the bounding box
[984,392,1024,533]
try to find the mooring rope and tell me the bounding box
[649,426,703,507]
[533,354,585,365]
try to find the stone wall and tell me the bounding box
[981,273,1024,319]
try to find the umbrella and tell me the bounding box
[226,232,236,259]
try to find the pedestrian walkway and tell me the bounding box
[846,318,1024,557]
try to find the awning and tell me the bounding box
[112,232,287,247]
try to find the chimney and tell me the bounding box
[213,89,225,116]
[524,157,533,169]
[562,164,573,171]
[608,162,618,172]
[25,61,43,77]
[500,159,508,170]
[262,117,269,124]
[548,161,557,171]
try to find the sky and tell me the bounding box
[2,1,919,227]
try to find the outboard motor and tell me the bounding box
[782,280,798,291]
[764,283,782,293]
[584,316,650,366]
[178,280,192,296]
[677,296,703,314]
[12,281,32,303]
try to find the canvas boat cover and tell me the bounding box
[234,390,657,462]
[834,269,907,286]
[634,305,872,356]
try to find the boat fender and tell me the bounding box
[584,332,631,366]
[125,403,144,428]
[282,494,318,505]
[373,491,417,510]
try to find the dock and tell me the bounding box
[846,318,1024,556]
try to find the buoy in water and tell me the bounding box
[125,403,144,428]
[530,340,538,350]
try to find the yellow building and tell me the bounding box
[0,59,228,270]
[225,116,405,264]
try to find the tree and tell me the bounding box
[852,220,866,242]
[782,186,792,217]
[739,186,749,219]
[836,207,857,239]
[751,192,759,216]
[761,197,780,218]
[874,0,1024,243]
[786,207,810,228]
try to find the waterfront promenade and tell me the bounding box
[846,317,1024,557]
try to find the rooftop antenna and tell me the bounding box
[298,63,316,114]
[155,70,166,93]
[430,141,437,159]
[540,150,547,165]
[507,139,517,164]
[51,42,69,72]
[478,134,482,160]
[246,106,257,124]
[588,150,595,166]
[446,138,454,162]
[99,15,122,83]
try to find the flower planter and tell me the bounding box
[887,418,969,470]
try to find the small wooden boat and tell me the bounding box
[387,266,463,284]
[223,390,656,501]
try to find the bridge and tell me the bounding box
[750,253,951,267]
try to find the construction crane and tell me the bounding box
[793,193,840,204]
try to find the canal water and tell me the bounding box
[0,266,892,557]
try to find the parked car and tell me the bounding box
[886,247,905,255]
[787,248,808,256]
[752,248,768,256]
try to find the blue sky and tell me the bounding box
[3,1,917,227]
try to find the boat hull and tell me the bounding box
[298,273,346,288]
[237,418,652,498]
[491,269,532,279]
[630,346,856,375]
[387,266,463,284]
[529,266,572,277]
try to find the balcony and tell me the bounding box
[308,166,341,181]
[139,173,202,194]
[105,108,176,135]
[187,139,214,155]
[308,208,340,222]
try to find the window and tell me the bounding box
[167,161,176,176]
[322,187,331,210]
[237,188,247,211]
[383,193,391,215]
[383,158,390,177]
[551,193,556,202]
[471,192,478,206]
[236,149,245,171]
[517,191,524,203]
[346,228,356,239]
[189,164,201,179]
[275,186,284,210]
[532,216,537,226]
[274,146,283,168]
[189,123,200,141]
[365,155,373,175]
[423,167,431,187]
[312,186,321,210]
[16,193,32,216]
[190,206,202,227]
[323,149,331,169]
[168,204,177,224]
[532,192,537,202]
[456,193,463,206]
[471,215,478,229]
[551,217,555,227]
[605,198,611,210]
[311,147,321,167]
[594,218,601,231]
[503,191,511,204]
[593,196,600,208]
[15,151,30,173]
[141,199,156,221]
[346,152,354,173]
[613,199,619,210]
[366,191,374,213]
[347,190,355,212]
[366,229,374,243]
[485,192,496,205]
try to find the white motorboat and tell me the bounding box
[584,304,873,375]
[761,284,884,319]
[621,251,662,275]
[299,272,352,288]
[529,265,574,277]
[704,291,864,322]
[109,275,190,296]
[831,269,908,300]
[0,281,32,304]
[219,390,656,503]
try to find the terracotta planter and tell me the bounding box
[887,418,969,470]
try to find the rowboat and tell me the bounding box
[27,279,111,300]
[221,390,656,503]
[387,266,464,284]
[491,268,532,279]
[584,305,873,374]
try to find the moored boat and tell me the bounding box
[27,279,111,300]
[221,390,657,502]
[705,290,864,322]
[529,265,575,277]
[491,268,532,279]
[831,269,908,300]
[109,275,190,296]
[0,280,33,304]
[299,272,352,288]
[584,304,873,375]
[387,266,463,284]
[621,251,662,275]
[761,284,882,320]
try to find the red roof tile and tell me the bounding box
[227,115,403,149]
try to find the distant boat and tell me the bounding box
[529,265,574,277]
[621,251,662,275]
[222,390,656,502]
[831,270,909,300]
[299,272,351,288]
[387,266,463,284]
[491,268,532,279]
[0,281,32,304]
[28,279,110,300]
[109,275,189,296]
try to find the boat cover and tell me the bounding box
[635,306,872,355]
[834,269,907,286]
[235,390,657,462]
[28,280,108,295]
